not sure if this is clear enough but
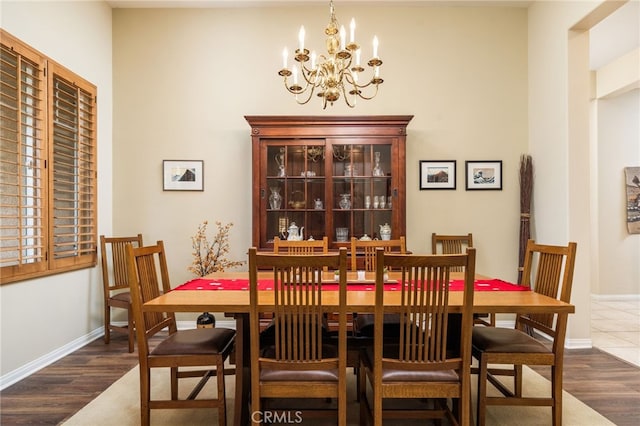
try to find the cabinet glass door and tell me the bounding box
[331,142,393,244]
[264,141,326,245]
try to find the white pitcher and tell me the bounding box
[379,223,391,240]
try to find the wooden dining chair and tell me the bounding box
[99,234,143,352]
[248,247,349,426]
[431,233,493,326]
[431,233,473,272]
[472,239,577,426]
[350,236,406,272]
[268,236,331,331]
[359,247,476,426]
[273,236,328,255]
[272,235,351,334]
[126,241,236,426]
[349,237,406,338]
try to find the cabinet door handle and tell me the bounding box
[261,188,265,199]
[393,188,398,197]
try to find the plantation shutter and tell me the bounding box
[0,38,47,279]
[48,64,97,269]
[1,30,98,284]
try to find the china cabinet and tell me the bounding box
[246,115,413,251]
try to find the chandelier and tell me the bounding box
[278,0,383,109]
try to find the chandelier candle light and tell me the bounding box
[279,0,383,109]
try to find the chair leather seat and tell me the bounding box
[110,291,131,303]
[472,326,550,353]
[260,368,339,382]
[259,343,339,381]
[151,328,235,356]
[361,346,459,382]
[353,313,402,338]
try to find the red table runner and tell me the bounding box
[174,278,528,292]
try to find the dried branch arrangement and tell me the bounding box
[518,154,534,283]
[188,221,245,277]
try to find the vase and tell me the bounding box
[372,151,384,176]
[275,147,286,177]
[339,193,351,209]
[196,312,215,328]
[269,187,282,209]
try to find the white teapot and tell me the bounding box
[287,222,304,241]
[379,223,391,240]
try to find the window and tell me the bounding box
[1,30,97,284]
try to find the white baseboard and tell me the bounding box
[0,328,103,391]
[493,319,592,349]
[494,319,515,328]
[591,293,640,302]
[0,320,239,391]
[566,338,593,349]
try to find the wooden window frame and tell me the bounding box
[1,30,97,284]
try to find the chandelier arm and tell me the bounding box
[354,84,380,101]
[342,85,357,108]
[282,75,319,105]
[295,82,318,105]
[283,76,307,95]
[343,70,382,91]
[343,71,368,89]
[298,63,317,85]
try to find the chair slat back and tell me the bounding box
[126,241,176,356]
[518,239,577,334]
[350,237,406,271]
[100,234,143,293]
[431,233,473,272]
[249,247,348,364]
[376,248,476,370]
[273,236,328,255]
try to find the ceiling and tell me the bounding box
[105,0,534,8]
[589,0,639,70]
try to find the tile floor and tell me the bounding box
[591,297,640,367]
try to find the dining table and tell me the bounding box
[143,270,575,426]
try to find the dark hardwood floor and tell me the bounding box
[1,333,639,425]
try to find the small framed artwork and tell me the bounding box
[163,160,204,191]
[419,160,456,190]
[625,166,640,234]
[465,160,502,190]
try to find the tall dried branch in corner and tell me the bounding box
[188,221,245,277]
[518,154,533,284]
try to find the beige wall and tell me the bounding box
[596,90,640,294]
[1,0,113,381]
[112,5,528,288]
[592,6,640,297]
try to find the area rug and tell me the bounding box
[63,365,614,425]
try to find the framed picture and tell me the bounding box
[465,160,502,190]
[625,166,640,234]
[163,160,204,191]
[419,160,456,190]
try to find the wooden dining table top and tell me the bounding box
[143,270,575,315]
